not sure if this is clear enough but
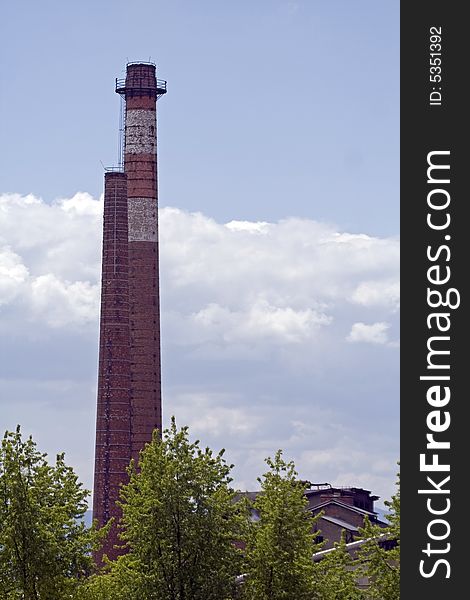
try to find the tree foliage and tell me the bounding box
[75,555,143,600]
[357,469,400,600]
[0,426,103,600]
[91,417,246,600]
[312,532,363,600]
[0,421,400,599]
[242,450,319,600]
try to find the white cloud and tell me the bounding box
[191,300,331,345]
[158,208,399,346]
[347,321,390,345]
[0,246,29,305]
[0,193,102,331]
[0,192,102,280]
[170,391,261,438]
[0,196,399,347]
[30,274,99,328]
[352,280,400,310]
[225,220,270,234]
[0,193,399,503]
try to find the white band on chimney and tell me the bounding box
[128,198,157,242]
[125,109,156,155]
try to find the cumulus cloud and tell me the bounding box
[191,301,330,345]
[0,246,29,305]
[0,192,102,330]
[30,275,99,328]
[0,191,102,276]
[0,193,399,503]
[0,196,399,346]
[170,391,262,438]
[352,280,400,310]
[158,208,399,350]
[347,321,390,345]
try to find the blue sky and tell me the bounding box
[1,0,398,234]
[0,1,399,504]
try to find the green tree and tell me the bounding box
[357,469,400,600]
[243,450,319,600]
[93,418,246,600]
[312,532,364,600]
[75,556,143,600]
[0,426,103,600]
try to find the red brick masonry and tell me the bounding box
[93,172,132,560]
[93,63,164,562]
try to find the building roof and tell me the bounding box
[312,533,390,562]
[235,491,387,526]
[311,499,378,518]
[234,491,259,503]
[305,486,379,502]
[320,515,359,532]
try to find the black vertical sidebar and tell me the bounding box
[401,3,467,597]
